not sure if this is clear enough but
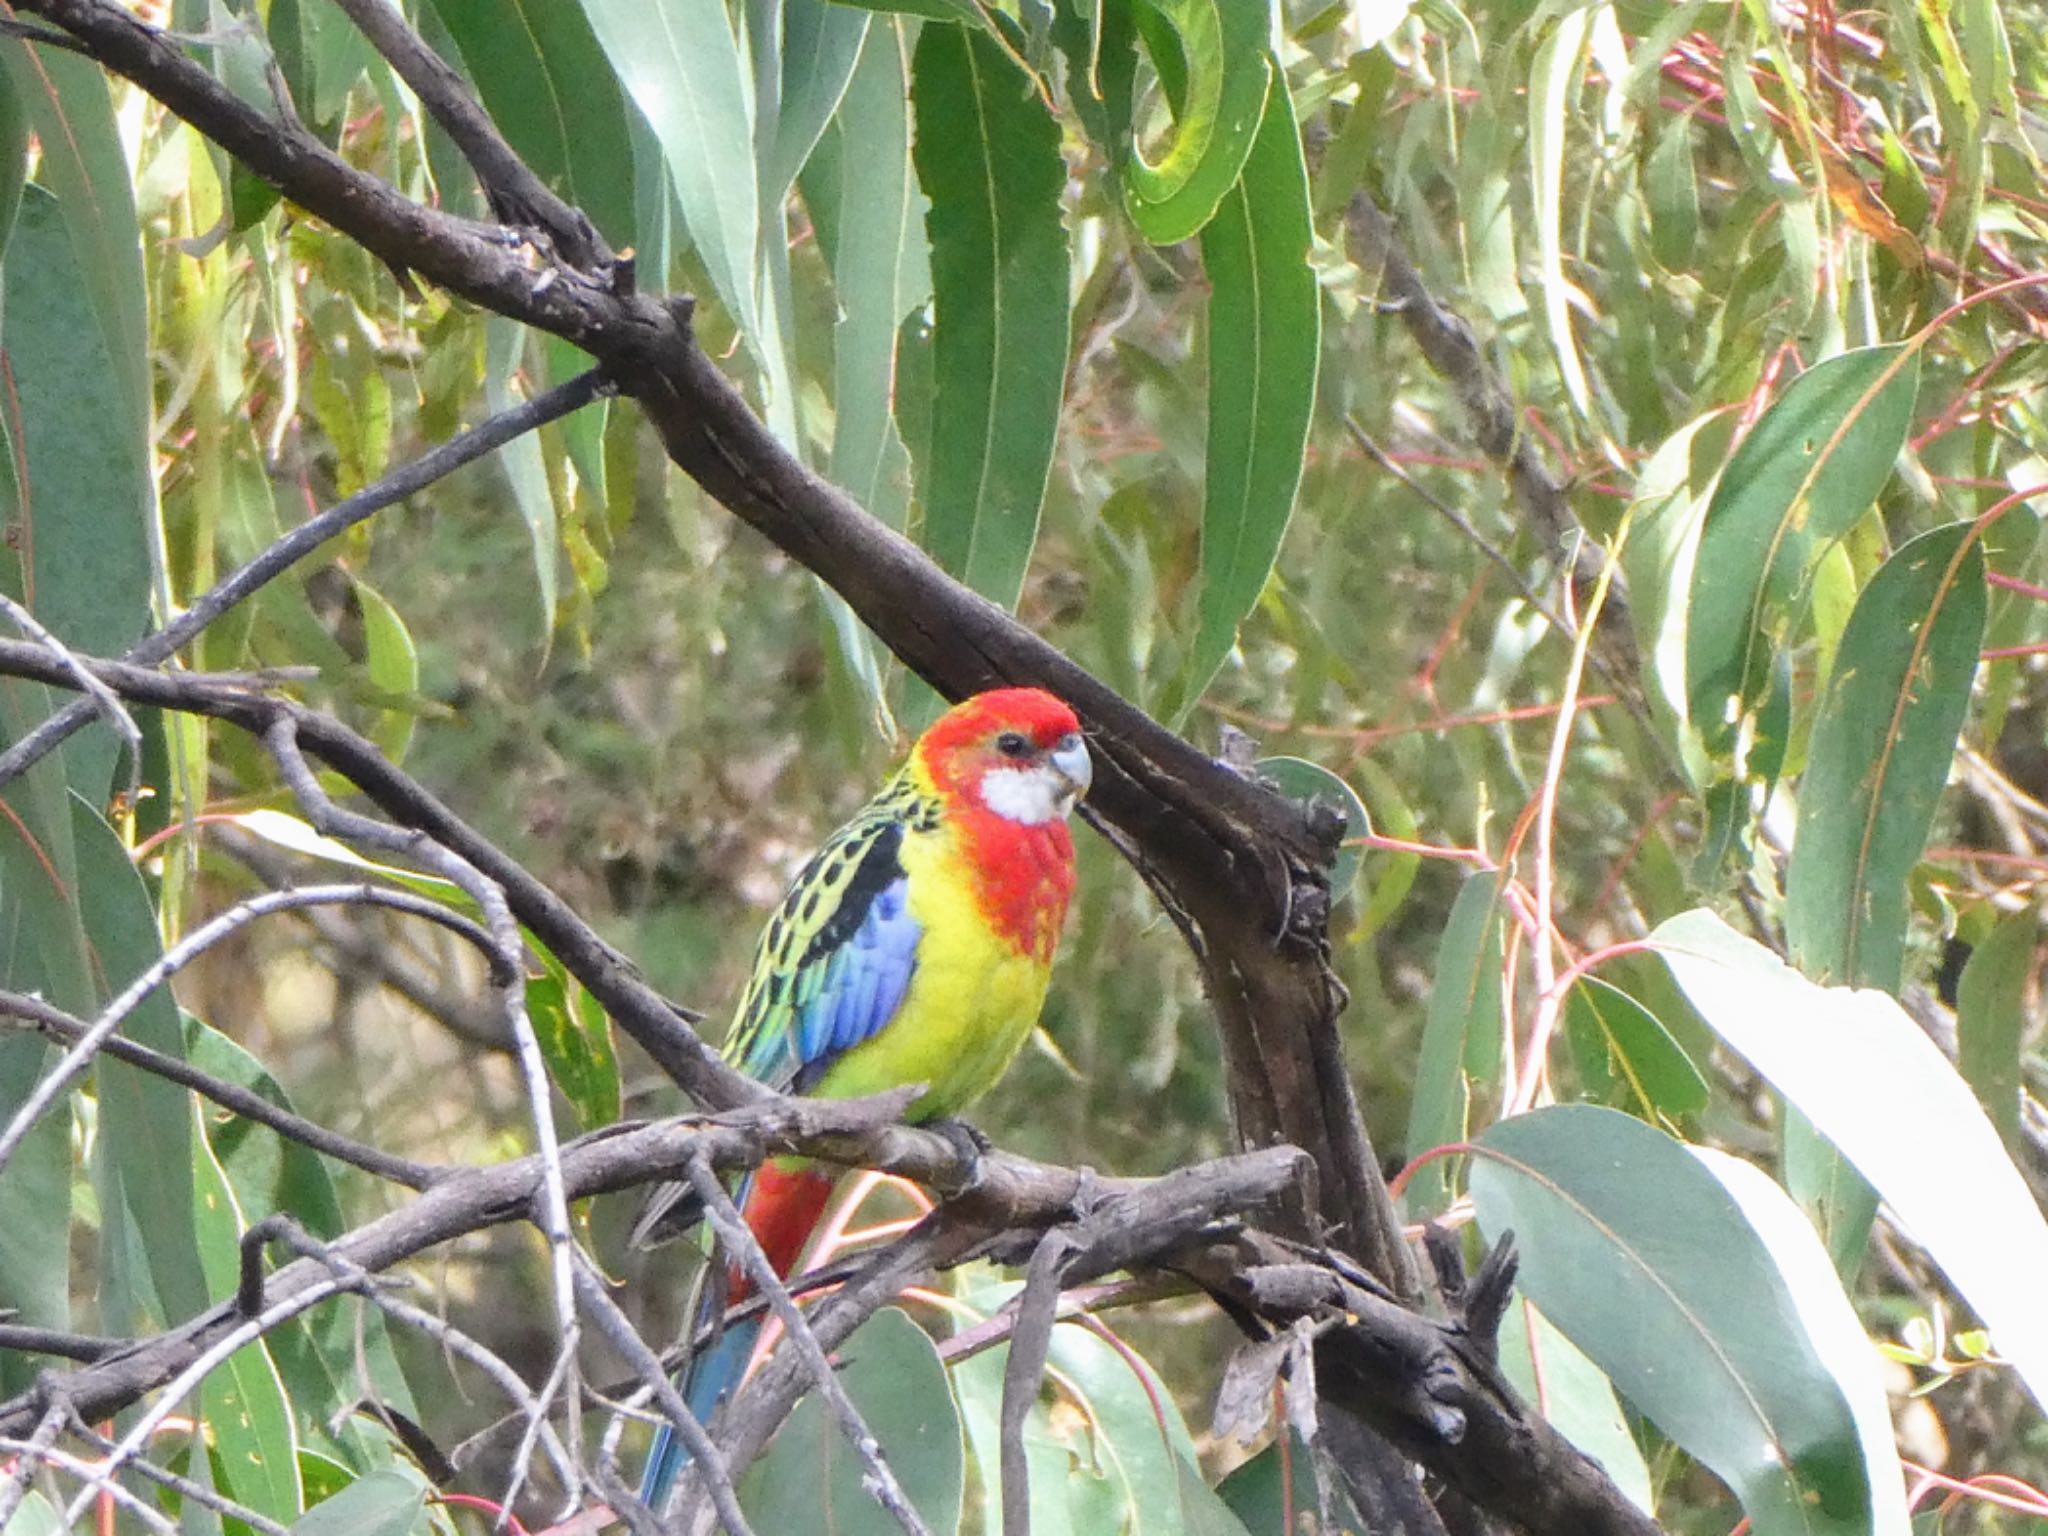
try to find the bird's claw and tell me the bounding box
[929,1116,992,1192]
[1069,1165,1103,1220]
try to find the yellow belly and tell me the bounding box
[807,827,1051,1119]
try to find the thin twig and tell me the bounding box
[62,1275,354,1525]
[0,989,444,1190]
[1343,416,1577,643]
[2,1439,181,1534]
[1512,537,1625,1115]
[684,1157,933,1536]
[238,1212,579,1496]
[0,1395,68,1529]
[0,1326,122,1363]
[262,718,586,1508]
[68,1421,292,1536]
[227,828,512,1047]
[0,16,91,50]
[999,1225,1080,1536]
[0,642,735,1096]
[568,1251,757,1536]
[0,591,143,806]
[0,883,495,1177]
[1342,190,1582,569]
[361,1286,575,1488]
[0,368,608,794]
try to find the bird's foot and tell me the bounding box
[928,1116,992,1193]
[1069,1165,1103,1221]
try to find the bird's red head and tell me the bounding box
[914,688,1092,825]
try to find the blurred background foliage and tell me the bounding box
[5,0,2048,1528]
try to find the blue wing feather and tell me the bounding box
[721,802,926,1095]
[793,871,921,1086]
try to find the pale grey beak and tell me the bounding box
[1049,732,1092,812]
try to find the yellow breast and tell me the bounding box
[807,819,1053,1119]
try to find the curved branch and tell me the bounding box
[0,990,445,1190]
[0,638,738,1104]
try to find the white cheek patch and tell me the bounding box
[979,765,1073,825]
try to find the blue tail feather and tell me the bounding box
[638,1315,763,1514]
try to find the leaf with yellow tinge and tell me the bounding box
[1684,346,1920,758]
[1122,0,1272,243]
[1786,522,1984,991]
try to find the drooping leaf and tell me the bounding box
[0,766,83,1391]
[1404,870,1504,1215]
[1644,111,1700,272]
[1174,76,1318,716]
[1049,0,1139,171]
[351,579,422,768]
[74,803,211,1330]
[288,1468,427,1536]
[580,0,760,336]
[1251,757,1368,894]
[525,963,622,1130]
[191,1127,304,1523]
[952,1273,1248,1533]
[1497,1300,1654,1515]
[763,0,871,206]
[1,188,154,803]
[1684,345,1920,756]
[1562,976,1708,1122]
[1785,522,1984,991]
[1122,0,1272,243]
[1529,6,1594,416]
[484,318,559,635]
[1473,1105,1896,1536]
[1216,1434,1308,1534]
[1044,1308,1253,1536]
[952,1332,1092,1536]
[428,0,638,248]
[1691,1149,1912,1536]
[911,23,1069,610]
[187,1017,417,1468]
[1351,754,1418,941]
[0,43,150,438]
[1778,522,1983,1268]
[1954,909,2032,1152]
[807,18,930,531]
[1654,909,2048,1416]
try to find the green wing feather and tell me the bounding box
[722,773,936,1092]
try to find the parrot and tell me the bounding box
[635,686,1093,1511]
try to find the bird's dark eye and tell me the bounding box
[995,731,1031,758]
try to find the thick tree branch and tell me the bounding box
[0,1094,1269,1434]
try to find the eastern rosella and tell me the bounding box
[637,687,1092,1510]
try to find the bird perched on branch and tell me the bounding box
[636,687,1092,1511]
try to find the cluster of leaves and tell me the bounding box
[5,0,2048,1531]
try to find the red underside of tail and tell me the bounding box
[730,1163,837,1302]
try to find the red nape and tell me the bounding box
[729,1163,838,1302]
